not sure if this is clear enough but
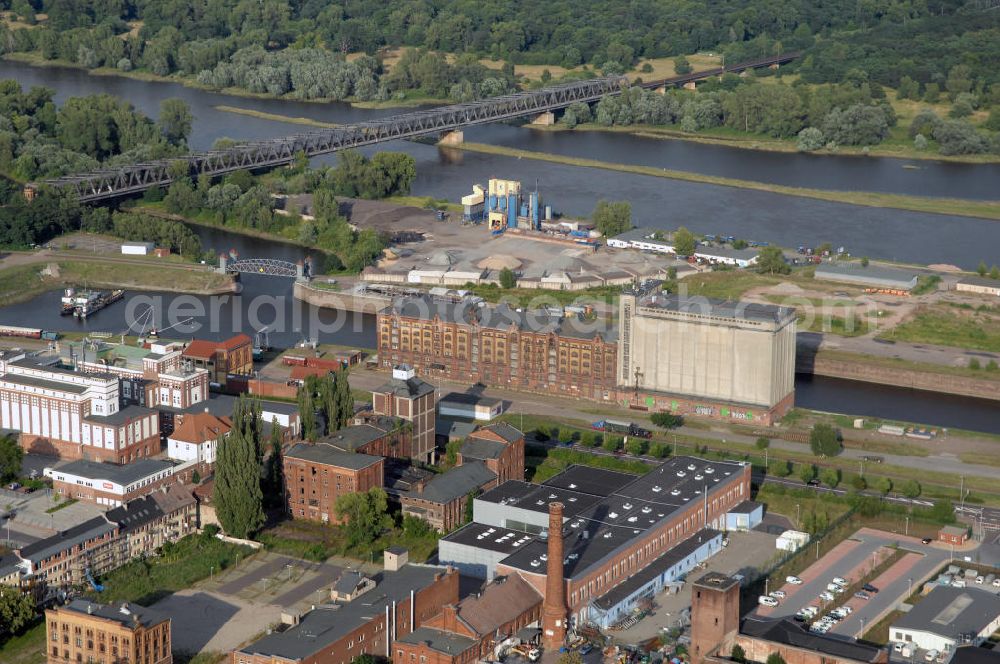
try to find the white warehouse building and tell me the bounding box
[891,586,1000,653]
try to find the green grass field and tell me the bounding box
[879,305,1000,352]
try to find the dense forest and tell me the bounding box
[1,0,998,105]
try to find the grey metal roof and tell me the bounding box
[441,522,536,554]
[638,293,795,325]
[435,418,478,440]
[374,375,435,400]
[541,465,637,498]
[285,443,383,471]
[893,586,1000,639]
[475,422,523,444]
[694,245,760,260]
[332,571,367,595]
[814,262,919,289]
[0,374,90,394]
[18,516,115,563]
[460,438,507,461]
[950,647,1000,664]
[592,529,720,610]
[386,296,616,341]
[408,461,496,504]
[609,227,671,245]
[439,392,503,408]
[106,495,165,532]
[84,404,157,426]
[498,457,746,580]
[957,276,1000,289]
[62,599,169,629]
[53,458,175,486]
[741,617,884,662]
[319,425,391,453]
[728,500,761,515]
[396,627,478,655]
[241,565,447,660]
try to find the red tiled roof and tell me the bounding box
[454,574,541,636]
[182,334,252,359]
[182,339,218,359]
[170,412,232,444]
[218,333,252,351]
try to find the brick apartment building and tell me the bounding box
[284,442,384,523]
[372,365,436,463]
[46,458,183,507]
[323,417,412,459]
[10,487,197,590]
[459,422,525,484]
[400,461,498,532]
[232,557,459,664]
[377,297,618,404]
[0,355,161,463]
[46,599,172,664]
[182,334,253,386]
[395,573,543,664]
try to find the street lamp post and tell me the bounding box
[796,503,801,527]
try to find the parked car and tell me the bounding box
[832,577,848,586]
[580,644,594,656]
[862,583,879,593]
[921,537,933,544]
[528,649,541,662]
[894,643,904,653]
[925,650,940,662]
[993,578,1000,588]
[807,479,821,486]
[786,576,803,585]
[6,482,20,491]
[976,576,985,585]
[770,590,786,599]
[854,592,870,600]
[758,596,779,607]
[827,583,844,593]
[819,591,835,601]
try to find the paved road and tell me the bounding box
[350,366,997,480]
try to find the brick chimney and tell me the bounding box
[542,502,567,650]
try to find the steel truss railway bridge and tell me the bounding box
[27,52,798,204]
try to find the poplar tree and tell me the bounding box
[213,395,265,539]
[265,416,285,507]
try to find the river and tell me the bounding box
[4,60,1000,270]
[2,59,1000,431]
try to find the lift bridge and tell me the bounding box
[25,52,798,204]
[218,254,310,279]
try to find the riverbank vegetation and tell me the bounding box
[453,142,1000,220]
[1,0,996,121]
[0,78,191,184]
[0,258,232,307]
[142,149,417,273]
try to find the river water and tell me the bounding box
[3,59,1000,431]
[4,60,1000,269]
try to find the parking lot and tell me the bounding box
[755,528,954,639]
[151,551,348,657]
[611,528,780,644]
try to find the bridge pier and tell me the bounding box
[217,253,228,274]
[653,85,667,95]
[530,111,556,126]
[682,80,697,91]
[769,62,780,70]
[438,130,464,146]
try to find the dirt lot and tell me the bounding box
[333,198,682,282]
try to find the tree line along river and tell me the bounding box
[1,59,999,433]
